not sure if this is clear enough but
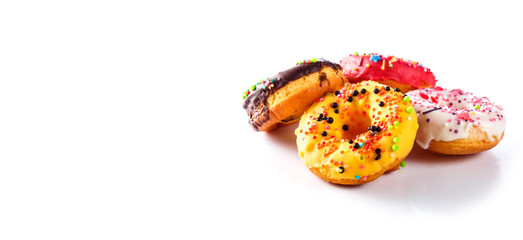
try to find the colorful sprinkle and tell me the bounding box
[392,144,399,151]
[400,161,406,167]
[369,54,381,63]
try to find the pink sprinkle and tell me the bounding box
[360,165,364,169]
[448,119,452,122]
[325,125,331,129]
[457,112,470,120]
[362,176,367,180]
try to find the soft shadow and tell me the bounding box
[376,145,499,212]
[264,122,299,150]
[332,144,501,213]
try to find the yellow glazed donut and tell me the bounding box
[295,81,418,185]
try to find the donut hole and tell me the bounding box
[342,114,372,141]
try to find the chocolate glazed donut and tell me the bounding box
[243,59,347,131]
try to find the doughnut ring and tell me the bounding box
[295,81,418,185]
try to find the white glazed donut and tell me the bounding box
[406,87,506,155]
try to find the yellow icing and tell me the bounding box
[295,81,418,181]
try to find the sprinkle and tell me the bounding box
[311,58,317,63]
[458,112,470,120]
[392,144,399,151]
[400,161,406,167]
[354,52,359,56]
[475,105,481,109]
[365,64,370,68]
[374,88,380,94]
[406,107,414,113]
[393,137,400,143]
[369,54,381,63]
[379,101,385,107]
[354,175,360,180]
[403,95,410,102]
[422,107,442,115]
[251,85,256,91]
[321,131,327,137]
[393,121,400,126]
[337,166,345,173]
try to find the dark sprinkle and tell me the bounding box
[385,86,391,91]
[347,96,353,102]
[338,166,345,174]
[334,109,339,114]
[375,154,381,161]
[348,139,354,144]
[327,117,334,123]
[335,90,340,96]
[342,125,348,131]
[375,148,382,154]
[321,131,328,137]
[426,118,431,123]
[331,102,338,108]
[353,143,360,149]
[352,90,359,96]
[379,101,385,107]
[373,88,380,94]
[360,88,367,94]
[317,113,324,121]
[394,88,401,92]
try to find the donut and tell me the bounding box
[406,87,506,155]
[243,58,347,131]
[295,81,418,185]
[340,53,437,93]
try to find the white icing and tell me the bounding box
[406,88,506,149]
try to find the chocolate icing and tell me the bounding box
[243,60,342,131]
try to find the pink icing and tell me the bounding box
[340,53,438,88]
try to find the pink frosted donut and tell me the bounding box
[406,87,506,155]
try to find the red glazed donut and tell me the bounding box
[340,53,437,93]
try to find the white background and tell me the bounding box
[1,0,522,239]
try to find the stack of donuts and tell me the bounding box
[243,53,506,185]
